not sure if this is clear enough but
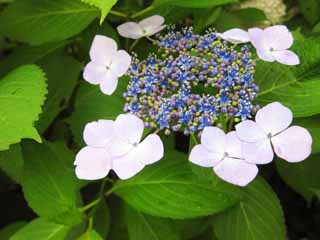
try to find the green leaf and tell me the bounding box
[0,0,98,45]
[10,218,71,240]
[0,65,47,151]
[298,0,320,25]
[294,116,320,153]
[255,39,320,117]
[0,41,67,78]
[276,154,320,201]
[0,221,27,239]
[212,177,287,240]
[113,148,241,219]
[21,141,79,219]
[153,0,236,8]
[0,144,23,183]
[78,230,103,240]
[193,8,222,33]
[125,204,180,240]
[69,78,128,146]
[81,0,118,24]
[93,201,110,238]
[37,55,82,133]
[173,218,210,239]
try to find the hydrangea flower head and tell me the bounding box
[117,15,166,39]
[236,102,312,164]
[83,35,131,95]
[189,127,259,186]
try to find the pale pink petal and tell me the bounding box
[75,147,111,180]
[117,22,144,39]
[135,134,164,165]
[99,70,118,95]
[114,114,144,145]
[214,157,258,187]
[110,50,132,77]
[235,120,267,142]
[201,127,226,155]
[256,48,275,62]
[273,50,300,66]
[90,35,117,64]
[144,25,166,37]
[242,139,274,164]
[255,102,293,136]
[271,126,312,163]
[108,136,133,157]
[264,25,294,50]
[218,28,250,44]
[83,61,107,85]
[248,27,265,50]
[225,131,243,159]
[189,144,222,167]
[112,149,145,180]
[139,15,165,30]
[83,120,114,147]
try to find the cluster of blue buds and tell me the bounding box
[124,27,259,135]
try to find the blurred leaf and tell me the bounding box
[0,41,67,78]
[125,204,180,240]
[37,55,82,133]
[78,230,103,240]
[93,201,110,238]
[298,0,320,25]
[81,0,118,24]
[0,221,27,239]
[313,22,320,33]
[0,0,98,45]
[108,198,128,240]
[193,8,222,33]
[113,148,241,219]
[294,116,320,153]
[69,77,128,146]
[0,144,23,183]
[21,141,80,220]
[213,177,286,240]
[153,0,236,8]
[276,153,320,201]
[255,39,320,117]
[173,217,210,239]
[0,65,47,151]
[11,218,71,240]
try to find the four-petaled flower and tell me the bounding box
[83,35,131,95]
[189,127,259,186]
[75,114,164,180]
[235,102,312,164]
[117,15,166,39]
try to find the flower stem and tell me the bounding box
[191,133,199,145]
[132,5,155,19]
[109,10,128,18]
[129,39,140,51]
[80,198,101,212]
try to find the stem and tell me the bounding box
[191,133,199,145]
[129,39,140,51]
[80,198,101,212]
[132,5,155,19]
[146,36,157,44]
[109,10,128,18]
[227,118,234,131]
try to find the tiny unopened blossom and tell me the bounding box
[74,114,164,180]
[217,29,250,44]
[236,102,312,164]
[248,25,299,65]
[83,35,131,95]
[189,127,258,186]
[117,15,166,39]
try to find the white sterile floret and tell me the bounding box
[117,15,166,39]
[83,35,131,95]
[217,28,250,44]
[189,127,259,187]
[74,114,164,180]
[235,102,312,164]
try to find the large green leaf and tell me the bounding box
[11,218,71,240]
[21,141,79,219]
[125,205,180,240]
[78,230,103,240]
[297,0,320,25]
[0,221,27,239]
[0,65,47,151]
[0,0,98,45]
[276,154,320,201]
[212,177,286,240]
[81,0,118,24]
[153,0,236,8]
[69,78,128,146]
[93,201,110,238]
[37,55,82,132]
[113,148,241,219]
[0,144,23,183]
[255,39,320,117]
